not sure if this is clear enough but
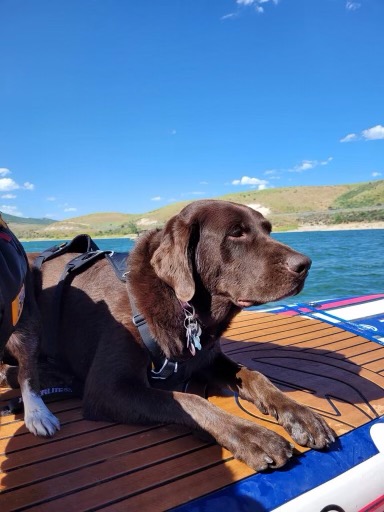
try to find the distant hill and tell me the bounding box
[1,212,56,225]
[1,212,57,240]
[4,180,384,239]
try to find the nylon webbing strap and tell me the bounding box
[1,382,83,415]
[33,234,100,270]
[44,250,111,365]
[129,292,178,379]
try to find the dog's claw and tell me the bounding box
[25,409,61,437]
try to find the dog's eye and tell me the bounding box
[228,226,246,238]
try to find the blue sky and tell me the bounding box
[1,0,383,220]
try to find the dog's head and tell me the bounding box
[151,200,311,308]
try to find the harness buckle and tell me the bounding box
[132,313,146,327]
[151,360,178,380]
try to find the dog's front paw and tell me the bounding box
[222,419,294,471]
[25,406,60,437]
[23,396,61,437]
[278,402,335,449]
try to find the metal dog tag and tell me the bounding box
[192,324,202,351]
[186,322,202,353]
[183,305,202,355]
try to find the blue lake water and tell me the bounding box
[22,229,384,306]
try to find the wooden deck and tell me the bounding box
[1,311,384,511]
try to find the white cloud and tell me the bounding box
[221,12,238,20]
[232,176,268,189]
[180,191,205,197]
[221,0,279,16]
[151,196,162,201]
[292,157,333,172]
[362,124,384,140]
[340,124,384,143]
[46,196,57,201]
[340,133,358,143]
[63,207,77,212]
[1,193,16,199]
[237,0,278,5]
[1,204,23,216]
[295,161,315,172]
[0,177,19,192]
[227,0,358,19]
[0,169,35,193]
[372,172,382,177]
[346,2,361,11]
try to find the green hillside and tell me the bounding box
[4,180,384,239]
[332,180,384,209]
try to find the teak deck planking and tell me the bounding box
[1,311,384,511]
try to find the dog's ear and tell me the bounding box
[150,216,195,302]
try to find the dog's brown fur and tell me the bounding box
[28,200,334,470]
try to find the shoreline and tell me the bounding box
[285,221,384,232]
[19,222,384,242]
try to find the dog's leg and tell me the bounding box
[7,328,61,436]
[0,362,19,388]
[83,384,295,471]
[20,378,60,436]
[208,353,335,449]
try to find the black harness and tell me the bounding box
[33,235,182,381]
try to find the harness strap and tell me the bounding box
[1,383,83,415]
[33,234,99,270]
[107,253,179,380]
[129,294,178,380]
[43,249,112,365]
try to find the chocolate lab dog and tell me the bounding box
[30,200,334,470]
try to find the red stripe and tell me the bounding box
[319,294,384,310]
[274,294,384,317]
[0,231,12,242]
[358,493,384,512]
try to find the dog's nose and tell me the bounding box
[286,253,312,274]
